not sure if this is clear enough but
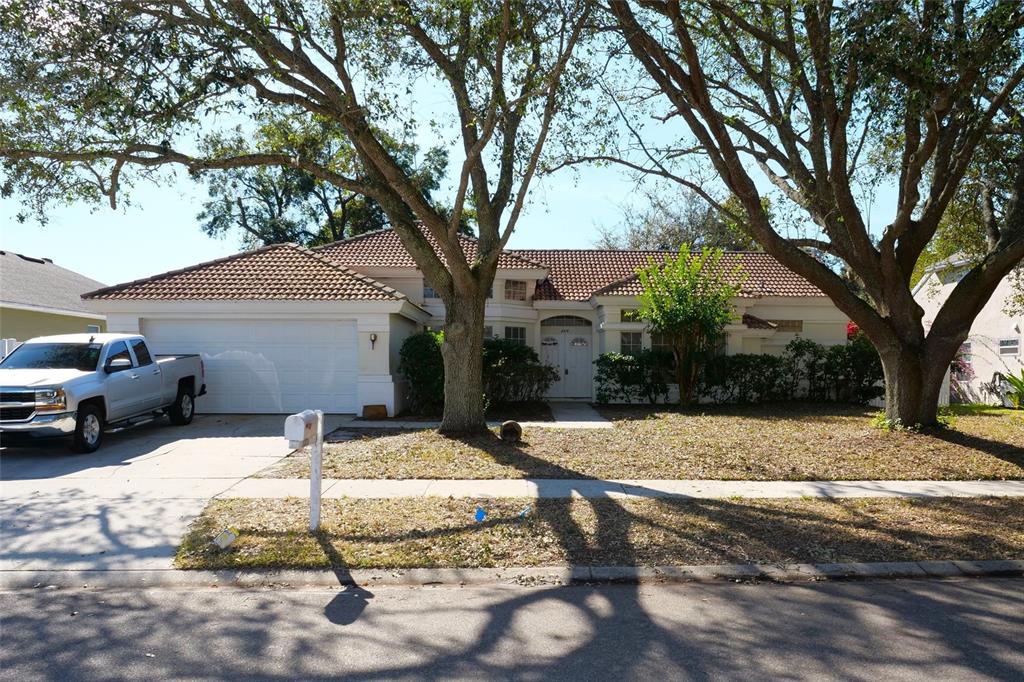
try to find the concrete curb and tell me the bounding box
[2,560,1021,590]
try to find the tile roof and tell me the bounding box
[0,251,105,314]
[315,227,545,270]
[83,243,406,301]
[509,249,826,301]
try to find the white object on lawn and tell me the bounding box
[212,527,239,549]
[284,409,325,532]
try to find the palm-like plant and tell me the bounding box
[1001,371,1024,409]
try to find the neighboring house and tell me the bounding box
[0,250,106,348]
[914,257,1023,406]
[84,227,849,416]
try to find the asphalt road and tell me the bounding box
[2,579,1022,681]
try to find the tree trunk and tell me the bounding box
[879,346,950,427]
[438,290,488,434]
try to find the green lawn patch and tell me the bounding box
[176,496,1024,570]
[257,403,1024,481]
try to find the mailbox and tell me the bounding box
[285,409,318,448]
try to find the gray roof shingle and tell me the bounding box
[0,251,106,314]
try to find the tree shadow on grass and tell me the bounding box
[930,428,1024,468]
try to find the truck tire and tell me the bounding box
[71,404,104,453]
[169,388,195,425]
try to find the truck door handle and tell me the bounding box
[151,369,160,375]
[129,374,139,380]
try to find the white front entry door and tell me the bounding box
[541,330,592,399]
[142,318,358,414]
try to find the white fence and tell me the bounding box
[1,339,21,360]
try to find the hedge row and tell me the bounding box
[595,334,884,405]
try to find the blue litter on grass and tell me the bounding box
[519,505,531,519]
[474,506,487,523]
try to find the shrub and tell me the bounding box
[397,331,445,414]
[594,350,673,404]
[398,333,558,414]
[596,334,884,406]
[700,353,794,403]
[482,338,558,405]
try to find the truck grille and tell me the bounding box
[0,392,34,404]
[0,406,34,421]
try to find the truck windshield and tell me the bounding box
[0,343,103,371]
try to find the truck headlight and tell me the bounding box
[34,388,66,412]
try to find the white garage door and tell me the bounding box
[142,319,358,414]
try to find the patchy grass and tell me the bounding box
[380,402,553,423]
[258,403,1024,481]
[176,496,1024,570]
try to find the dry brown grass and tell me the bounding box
[176,496,1024,570]
[257,404,1024,481]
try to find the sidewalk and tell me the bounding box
[220,477,1024,499]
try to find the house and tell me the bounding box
[0,250,106,348]
[914,257,1023,405]
[83,228,849,415]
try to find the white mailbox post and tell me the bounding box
[284,409,325,532]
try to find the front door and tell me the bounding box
[541,329,592,399]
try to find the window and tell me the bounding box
[769,319,804,333]
[483,325,494,339]
[423,283,439,299]
[0,343,101,371]
[107,341,132,366]
[620,331,642,356]
[504,280,528,301]
[959,341,973,363]
[86,324,101,333]
[130,339,153,366]
[504,326,526,345]
[620,309,642,322]
[999,338,1021,356]
[650,332,672,353]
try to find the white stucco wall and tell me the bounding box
[915,270,1023,405]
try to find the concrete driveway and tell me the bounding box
[1,415,341,572]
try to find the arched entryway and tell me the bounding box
[540,315,593,399]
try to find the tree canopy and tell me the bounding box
[196,115,453,249]
[0,0,592,432]
[600,0,1024,425]
[597,188,762,251]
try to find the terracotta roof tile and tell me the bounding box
[315,227,545,270]
[510,249,825,301]
[83,243,405,301]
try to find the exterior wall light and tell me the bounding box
[369,333,378,349]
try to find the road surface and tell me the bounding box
[2,578,1021,680]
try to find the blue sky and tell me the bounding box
[0,158,653,286]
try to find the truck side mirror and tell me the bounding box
[105,357,132,373]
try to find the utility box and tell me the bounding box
[285,409,318,448]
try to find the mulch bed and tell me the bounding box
[176,496,1024,570]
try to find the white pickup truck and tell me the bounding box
[0,333,206,452]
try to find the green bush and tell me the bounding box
[595,333,883,406]
[482,338,559,405]
[397,331,445,415]
[397,333,558,414]
[594,350,673,404]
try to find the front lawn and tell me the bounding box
[257,403,1024,481]
[176,496,1024,570]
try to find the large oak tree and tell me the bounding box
[0,0,590,433]
[601,0,1024,425]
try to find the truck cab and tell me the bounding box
[0,333,206,452]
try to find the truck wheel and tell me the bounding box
[71,404,104,453]
[169,389,195,425]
